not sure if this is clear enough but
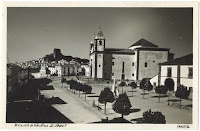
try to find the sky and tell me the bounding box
[7,7,193,63]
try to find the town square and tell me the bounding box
[4,5,197,128]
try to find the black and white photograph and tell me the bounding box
[1,1,198,130]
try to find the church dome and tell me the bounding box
[95,26,105,39]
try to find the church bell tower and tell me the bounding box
[89,26,105,79]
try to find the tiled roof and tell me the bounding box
[135,47,169,51]
[105,48,135,55]
[129,38,158,48]
[160,53,193,65]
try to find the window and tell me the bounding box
[132,62,134,66]
[112,73,114,76]
[132,73,134,76]
[122,62,125,73]
[99,65,101,67]
[112,62,114,66]
[99,40,102,45]
[188,67,193,78]
[153,61,155,63]
[145,62,147,67]
[167,67,172,77]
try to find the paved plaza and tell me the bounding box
[40,76,192,124]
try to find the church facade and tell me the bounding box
[89,27,174,82]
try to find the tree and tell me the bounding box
[82,84,92,101]
[112,93,132,122]
[78,83,83,98]
[155,85,168,103]
[98,87,115,114]
[175,85,190,108]
[140,78,153,99]
[129,81,137,96]
[119,81,127,94]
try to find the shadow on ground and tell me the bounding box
[129,108,141,113]
[151,95,168,98]
[87,95,99,98]
[168,99,181,102]
[40,85,55,90]
[44,97,67,105]
[86,92,96,94]
[128,91,137,92]
[128,95,135,97]
[130,117,143,122]
[92,117,132,123]
[140,93,150,95]
[6,99,72,123]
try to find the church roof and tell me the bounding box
[135,47,170,51]
[105,48,135,55]
[95,26,105,39]
[129,38,158,48]
[160,53,193,65]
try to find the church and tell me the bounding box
[89,27,174,83]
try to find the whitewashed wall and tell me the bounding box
[160,65,178,91]
[180,65,193,88]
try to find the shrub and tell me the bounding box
[175,85,190,99]
[137,109,166,124]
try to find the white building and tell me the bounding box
[47,62,82,77]
[89,27,174,82]
[40,62,47,78]
[151,54,193,91]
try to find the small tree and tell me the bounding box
[119,81,127,94]
[78,83,83,98]
[140,78,153,99]
[112,93,132,122]
[155,85,168,103]
[129,81,137,96]
[175,85,190,108]
[82,84,92,101]
[98,87,115,114]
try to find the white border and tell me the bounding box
[0,1,198,130]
